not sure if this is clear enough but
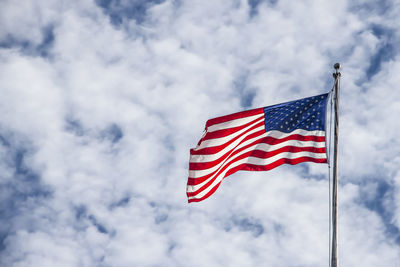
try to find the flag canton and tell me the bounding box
[264,93,328,133]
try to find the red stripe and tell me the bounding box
[187,150,327,195]
[205,108,264,128]
[187,145,326,187]
[188,135,326,185]
[187,170,222,197]
[189,145,326,171]
[187,131,266,186]
[187,157,327,203]
[189,134,325,170]
[191,128,325,156]
[187,180,223,203]
[200,116,264,142]
[190,122,265,155]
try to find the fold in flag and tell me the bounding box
[187,93,329,203]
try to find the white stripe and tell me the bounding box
[194,118,265,150]
[189,130,325,179]
[189,138,325,178]
[189,140,325,178]
[191,130,267,163]
[207,113,264,133]
[188,150,326,194]
[187,151,327,198]
[188,129,326,197]
[190,133,325,163]
[193,121,265,151]
[266,129,325,139]
[189,137,267,178]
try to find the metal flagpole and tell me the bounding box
[331,63,341,267]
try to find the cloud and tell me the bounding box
[1,0,400,266]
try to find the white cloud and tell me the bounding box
[1,0,400,266]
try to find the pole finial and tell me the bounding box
[333,63,341,78]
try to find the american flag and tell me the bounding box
[187,93,329,203]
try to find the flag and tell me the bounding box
[187,93,329,203]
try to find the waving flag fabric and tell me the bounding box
[187,93,329,203]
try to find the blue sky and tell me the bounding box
[1,0,400,266]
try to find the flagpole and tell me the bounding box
[331,63,341,267]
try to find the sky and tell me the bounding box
[0,0,400,266]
